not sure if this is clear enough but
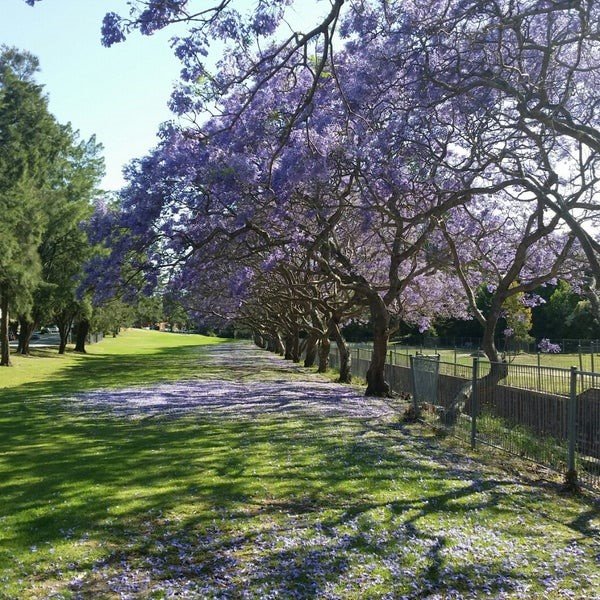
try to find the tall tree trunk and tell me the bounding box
[291,328,300,363]
[57,315,74,355]
[481,308,509,383]
[58,327,70,355]
[317,335,330,373]
[304,333,318,368]
[17,316,34,355]
[365,297,391,397]
[74,318,90,353]
[0,292,11,367]
[447,308,508,423]
[59,337,68,354]
[329,317,352,383]
[284,333,294,360]
[274,332,285,355]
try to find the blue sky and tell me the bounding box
[1,0,184,191]
[2,1,324,191]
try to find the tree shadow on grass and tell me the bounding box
[1,343,598,598]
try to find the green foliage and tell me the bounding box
[0,63,56,309]
[0,47,105,363]
[0,46,105,363]
[565,300,600,339]
[92,299,136,335]
[531,281,580,340]
[33,130,105,330]
[133,294,164,327]
[503,286,533,348]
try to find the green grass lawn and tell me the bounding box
[1,330,599,598]
[389,344,598,371]
[1,329,225,391]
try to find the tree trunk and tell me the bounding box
[446,309,508,424]
[59,338,67,354]
[365,297,391,397]
[274,332,285,355]
[17,316,34,355]
[0,292,11,367]
[317,335,330,373]
[284,334,293,360]
[291,329,300,363]
[304,333,318,368]
[58,329,69,354]
[481,310,501,363]
[481,310,509,384]
[74,318,90,353]
[56,315,74,355]
[329,317,351,383]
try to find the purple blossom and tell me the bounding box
[538,338,561,353]
[101,12,126,47]
[522,294,546,308]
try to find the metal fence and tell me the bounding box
[397,336,600,356]
[329,345,600,491]
[87,331,104,345]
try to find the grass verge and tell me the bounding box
[0,331,598,598]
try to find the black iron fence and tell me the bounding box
[396,336,600,356]
[329,345,600,491]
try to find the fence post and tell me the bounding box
[470,357,479,450]
[454,347,458,377]
[537,352,541,391]
[566,366,578,489]
[410,355,419,416]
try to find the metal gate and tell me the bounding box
[411,355,440,412]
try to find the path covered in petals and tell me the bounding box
[68,343,396,420]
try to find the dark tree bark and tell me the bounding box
[317,335,330,373]
[479,305,510,384]
[17,316,35,355]
[304,333,318,368]
[291,328,300,363]
[56,314,74,355]
[365,296,391,397]
[0,292,11,367]
[329,317,352,383]
[58,328,69,354]
[254,333,267,349]
[447,305,509,423]
[274,332,285,355]
[74,318,90,353]
[284,334,293,360]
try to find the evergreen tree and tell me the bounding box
[0,47,66,365]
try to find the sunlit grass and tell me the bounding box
[388,344,596,371]
[0,331,598,598]
[0,328,228,394]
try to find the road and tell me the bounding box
[9,333,64,348]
